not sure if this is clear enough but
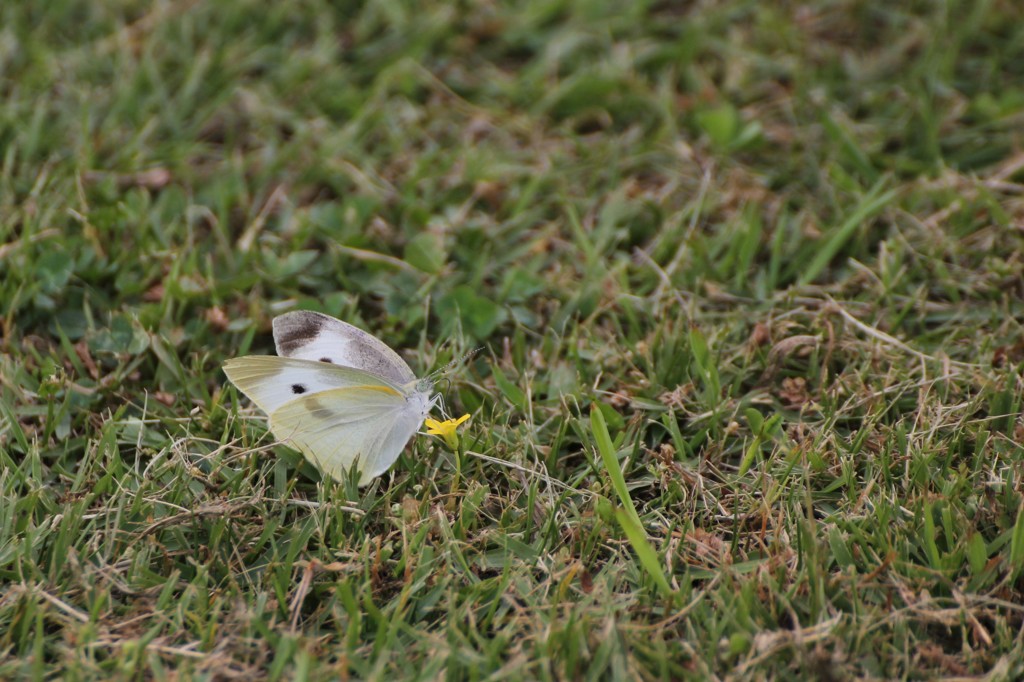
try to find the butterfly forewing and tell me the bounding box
[272,311,417,385]
[223,356,406,415]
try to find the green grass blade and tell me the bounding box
[614,508,674,599]
[592,404,675,598]
[590,404,640,524]
[798,180,897,285]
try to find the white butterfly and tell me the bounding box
[223,311,438,486]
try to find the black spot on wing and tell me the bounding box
[320,357,332,363]
[291,384,306,394]
[275,311,327,355]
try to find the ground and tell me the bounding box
[2,1,1024,679]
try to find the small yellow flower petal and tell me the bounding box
[425,414,470,449]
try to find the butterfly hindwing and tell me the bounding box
[269,385,431,485]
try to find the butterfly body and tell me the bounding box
[224,311,436,485]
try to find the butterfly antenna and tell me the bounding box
[427,346,482,382]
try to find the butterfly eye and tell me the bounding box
[291,384,307,394]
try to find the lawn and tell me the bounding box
[2,1,1024,679]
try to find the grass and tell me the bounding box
[2,0,1024,678]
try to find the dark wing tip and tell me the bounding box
[273,311,329,356]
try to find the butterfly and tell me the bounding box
[223,311,439,485]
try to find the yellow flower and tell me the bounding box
[425,414,470,450]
